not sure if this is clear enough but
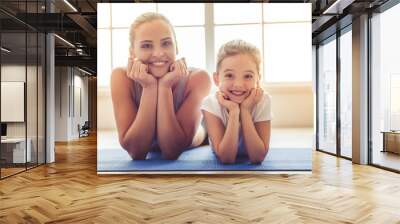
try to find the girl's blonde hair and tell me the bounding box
[129,12,178,53]
[216,39,262,80]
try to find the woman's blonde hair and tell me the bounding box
[216,39,262,80]
[129,12,178,53]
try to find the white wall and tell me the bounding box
[55,66,69,141]
[72,73,89,138]
[54,67,89,141]
[1,65,26,141]
[1,65,33,137]
[265,83,314,128]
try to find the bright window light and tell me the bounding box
[214,24,262,60]
[97,3,110,28]
[111,28,130,69]
[175,27,206,70]
[98,3,311,87]
[263,3,311,23]
[111,3,156,28]
[264,23,311,82]
[97,29,112,87]
[158,3,204,26]
[214,3,262,24]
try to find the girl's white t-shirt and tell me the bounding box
[200,92,273,156]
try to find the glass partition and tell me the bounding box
[27,30,38,169]
[38,32,45,165]
[317,36,337,155]
[339,28,352,158]
[1,30,28,177]
[0,1,46,179]
[371,3,400,171]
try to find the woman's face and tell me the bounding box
[214,54,259,104]
[131,19,177,78]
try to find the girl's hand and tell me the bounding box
[127,57,157,88]
[217,91,239,113]
[240,88,263,112]
[159,58,188,88]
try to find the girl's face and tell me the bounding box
[214,53,259,104]
[131,19,177,78]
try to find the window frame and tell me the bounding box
[97,3,312,87]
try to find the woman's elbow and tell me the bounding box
[161,150,181,160]
[249,157,264,164]
[159,141,188,160]
[129,149,147,160]
[119,138,147,160]
[249,148,269,164]
[217,153,236,164]
[219,157,236,164]
[159,144,181,160]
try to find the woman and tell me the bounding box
[110,12,211,160]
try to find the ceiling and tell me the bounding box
[311,0,390,44]
[1,0,98,75]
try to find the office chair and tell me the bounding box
[79,121,90,138]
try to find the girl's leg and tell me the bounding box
[190,125,207,148]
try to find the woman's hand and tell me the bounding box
[240,88,263,112]
[127,57,157,88]
[159,58,188,88]
[217,91,239,113]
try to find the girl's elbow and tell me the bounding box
[215,145,236,164]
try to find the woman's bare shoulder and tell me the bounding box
[188,68,211,87]
[111,67,132,87]
[190,68,209,78]
[186,68,211,95]
[110,67,136,98]
[111,67,128,81]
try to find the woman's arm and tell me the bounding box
[241,112,270,164]
[203,109,240,164]
[110,67,157,160]
[157,69,211,159]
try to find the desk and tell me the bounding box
[1,138,31,163]
[382,131,400,154]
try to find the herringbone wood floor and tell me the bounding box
[1,134,400,224]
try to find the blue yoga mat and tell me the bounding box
[97,146,312,172]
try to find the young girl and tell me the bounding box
[201,40,272,164]
[111,12,211,160]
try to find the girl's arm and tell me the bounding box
[240,88,270,163]
[157,67,211,159]
[241,112,270,164]
[203,108,240,164]
[110,67,157,160]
